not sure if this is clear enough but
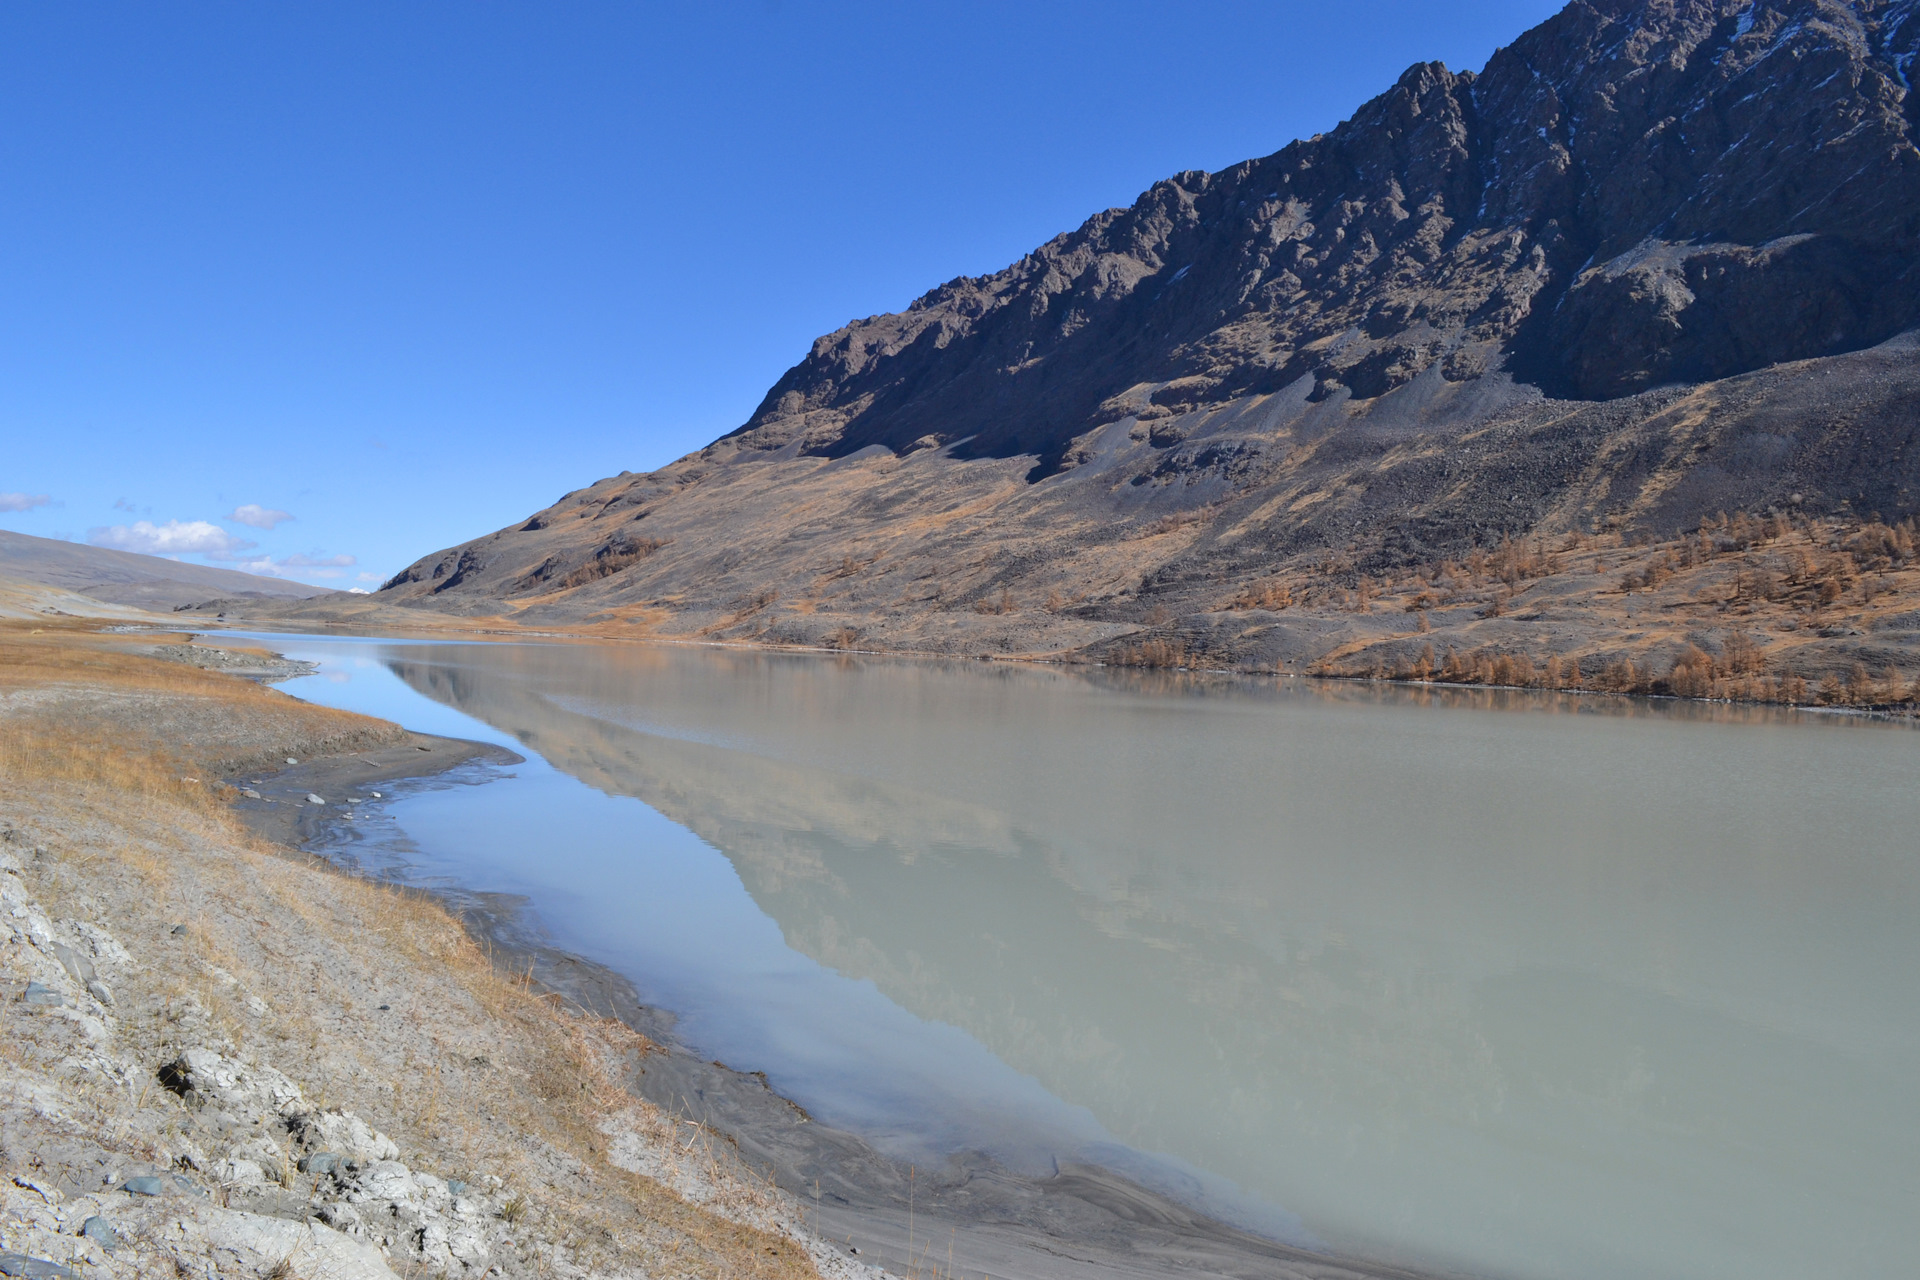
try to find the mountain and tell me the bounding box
[261,0,1920,694]
[0,529,327,611]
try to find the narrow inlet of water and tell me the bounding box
[246,634,1920,1280]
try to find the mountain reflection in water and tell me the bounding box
[280,638,1918,1280]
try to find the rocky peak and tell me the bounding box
[705,0,1918,478]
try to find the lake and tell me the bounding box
[256,634,1919,1280]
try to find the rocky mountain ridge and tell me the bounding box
[718,0,1920,469]
[257,0,1920,691]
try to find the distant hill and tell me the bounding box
[242,0,1920,700]
[0,530,327,611]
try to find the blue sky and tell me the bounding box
[0,1,1562,589]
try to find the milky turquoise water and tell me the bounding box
[248,634,1920,1280]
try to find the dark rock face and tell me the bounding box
[719,0,1920,472]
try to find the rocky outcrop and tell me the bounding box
[704,0,1920,471]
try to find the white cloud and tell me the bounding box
[229,503,294,530]
[356,571,380,582]
[219,550,359,581]
[0,492,51,513]
[88,520,256,558]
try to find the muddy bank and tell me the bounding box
[226,731,523,849]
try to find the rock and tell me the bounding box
[446,1179,466,1196]
[12,1178,60,1204]
[77,1216,119,1252]
[213,1157,266,1185]
[344,1159,416,1204]
[230,1134,286,1167]
[159,1048,304,1119]
[49,942,94,985]
[169,923,187,936]
[195,1206,400,1280]
[300,1151,342,1175]
[240,788,261,800]
[285,757,297,764]
[0,1254,76,1279]
[85,980,113,1006]
[306,794,326,806]
[122,1175,166,1196]
[19,982,61,1007]
[295,1110,400,1164]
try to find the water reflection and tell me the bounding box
[291,639,1919,1280]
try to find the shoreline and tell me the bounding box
[236,649,1457,1280]
[191,611,1920,725]
[0,621,846,1279]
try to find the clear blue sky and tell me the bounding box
[0,1,1562,588]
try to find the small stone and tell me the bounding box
[286,757,298,764]
[0,1254,77,1278]
[306,794,326,806]
[20,982,62,1007]
[240,789,262,800]
[122,1176,165,1196]
[78,1216,119,1252]
[299,1151,342,1175]
[371,791,382,798]
[86,980,113,1006]
[169,924,188,936]
[446,1179,467,1196]
[377,1004,390,1011]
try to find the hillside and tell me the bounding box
[248,0,1920,700]
[0,529,327,611]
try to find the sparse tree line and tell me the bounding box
[1322,637,1918,708]
[1099,511,1920,708]
[1208,511,1920,619]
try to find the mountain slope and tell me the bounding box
[0,530,326,610]
[285,0,1920,693]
